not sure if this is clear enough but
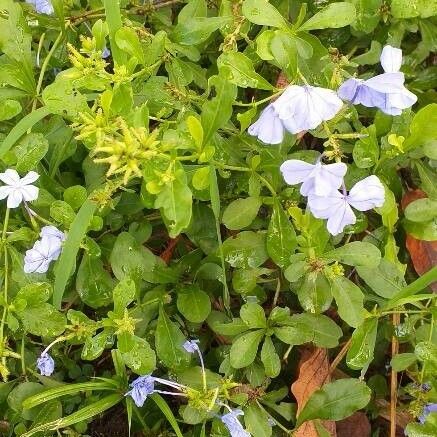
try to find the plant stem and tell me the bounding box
[32,32,64,113]
[390,312,400,437]
[233,89,284,107]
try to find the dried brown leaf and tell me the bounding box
[291,346,337,437]
[336,412,371,437]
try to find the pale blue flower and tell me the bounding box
[307,175,385,236]
[26,0,54,15]
[248,104,284,145]
[0,169,39,209]
[221,409,250,437]
[183,339,200,354]
[102,46,111,59]
[280,159,347,197]
[338,45,416,115]
[24,226,65,274]
[126,375,155,407]
[419,403,437,424]
[36,352,54,376]
[272,85,343,134]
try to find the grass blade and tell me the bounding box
[53,198,98,308]
[150,393,184,437]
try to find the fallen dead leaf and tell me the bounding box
[291,346,337,437]
[336,412,371,437]
[401,189,437,292]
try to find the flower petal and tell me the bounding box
[7,190,23,208]
[279,160,315,185]
[248,105,284,144]
[20,185,39,202]
[347,175,385,211]
[312,162,347,196]
[20,171,40,185]
[380,45,402,73]
[0,186,13,200]
[0,169,20,186]
[326,201,356,236]
[307,191,345,219]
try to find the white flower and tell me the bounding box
[248,104,284,145]
[0,170,39,209]
[380,45,402,73]
[280,159,347,197]
[307,175,385,236]
[26,0,54,15]
[24,227,65,274]
[272,85,343,134]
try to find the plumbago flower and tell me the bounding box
[0,169,39,209]
[26,0,54,15]
[338,45,417,115]
[307,176,385,235]
[419,403,437,424]
[272,85,343,134]
[221,409,250,437]
[24,225,66,274]
[248,104,284,145]
[36,352,55,376]
[280,159,347,196]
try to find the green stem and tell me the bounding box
[420,314,434,383]
[233,89,284,107]
[32,32,64,112]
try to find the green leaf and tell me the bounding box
[23,381,114,409]
[296,379,371,426]
[0,106,50,158]
[82,331,110,361]
[115,27,145,64]
[267,198,297,268]
[391,0,437,18]
[404,422,437,437]
[299,3,356,31]
[261,337,280,378]
[222,197,262,230]
[150,394,184,437]
[177,285,211,323]
[102,0,127,65]
[244,402,272,437]
[172,17,230,45]
[356,258,406,298]
[211,317,249,336]
[155,165,192,238]
[323,241,381,267]
[297,272,332,313]
[0,99,21,121]
[270,30,298,79]
[53,199,97,308]
[155,307,190,369]
[218,52,273,90]
[113,278,136,314]
[22,394,122,437]
[15,283,52,306]
[390,353,417,371]
[201,73,237,144]
[242,0,288,28]
[76,253,114,308]
[346,318,378,370]
[109,232,156,282]
[240,302,267,329]
[186,115,204,150]
[230,329,264,368]
[221,231,268,269]
[121,336,156,375]
[8,382,45,421]
[353,125,379,168]
[405,104,437,149]
[178,0,207,23]
[42,79,88,119]
[405,198,437,222]
[331,276,364,328]
[17,303,66,337]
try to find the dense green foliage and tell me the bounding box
[0,0,436,436]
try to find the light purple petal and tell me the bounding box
[279,160,314,185]
[37,353,55,376]
[326,201,356,236]
[311,162,347,197]
[347,175,385,211]
[380,45,402,73]
[307,191,345,219]
[126,375,155,408]
[248,105,284,144]
[221,410,250,437]
[26,0,54,15]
